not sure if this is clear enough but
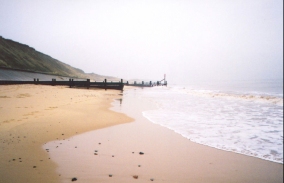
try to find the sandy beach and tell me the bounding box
[0,84,132,183]
[0,85,283,183]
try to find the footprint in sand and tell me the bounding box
[45,107,58,110]
[23,111,40,116]
[2,119,15,123]
[16,93,31,98]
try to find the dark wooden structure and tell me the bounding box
[0,78,124,90]
[0,75,168,90]
[126,81,154,87]
[126,79,167,87]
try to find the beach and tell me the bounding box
[0,84,283,183]
[0,84,132,183]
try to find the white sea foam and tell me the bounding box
[171,85,283,106]
[128,82,283,164]
[184,90,283,106]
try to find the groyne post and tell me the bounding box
[69,79,73,88]
[150,81,152,86]
[52,79,56,86]
[104,79,107,90]
[87,79,90,89]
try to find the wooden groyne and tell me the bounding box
[126,74,167,87]
[0,78,168,90]
[0,78,124,90]
[126,80,167,87]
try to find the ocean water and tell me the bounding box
[125,79,283,163]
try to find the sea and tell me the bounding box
[123,79,283,164]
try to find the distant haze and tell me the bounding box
[0,0,283,84]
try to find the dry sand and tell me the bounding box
[0,85,283,183]
[0,84,132,183]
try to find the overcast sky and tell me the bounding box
[0,0,283,84]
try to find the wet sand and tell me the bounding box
[45,87,283,183]
[0,85,283,183]
[0,84,132,183]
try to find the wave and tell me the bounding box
[142,110,283,164]
[138,85,283,164]
[182,89,283,106]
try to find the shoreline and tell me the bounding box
[0,85,283,183]
[139,85,283,164]
[143,115,283,165]
[45,87,282,183]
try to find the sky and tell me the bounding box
[0,0,283,84]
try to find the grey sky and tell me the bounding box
[0,0,283,84]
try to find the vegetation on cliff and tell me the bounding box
[0,36,118,80]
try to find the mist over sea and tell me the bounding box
[126,79,283,163]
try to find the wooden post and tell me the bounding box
[142,81,144,85]
[121,79,123,90]
[87,79,90,89]
[150,81,152,86]
[34,78,36,84]
[69,79,72,88]
[52,79,56,86]
[104,79,107,90]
